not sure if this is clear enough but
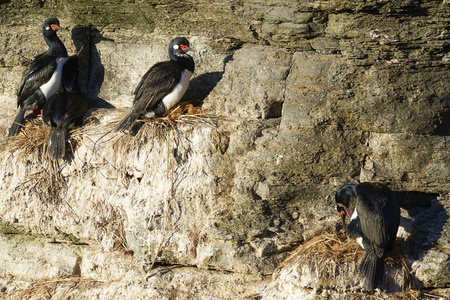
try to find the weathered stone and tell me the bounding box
[0,0,449,298]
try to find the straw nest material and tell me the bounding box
[278,231,365,272]
[277,231,413,285]
[279,230,413,270]
[1,101,206,159]
[107,101,209,154]
[275,231,448,299]
[1,117,82,159]
[8,277,105,299]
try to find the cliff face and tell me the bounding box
[0,0,449,299]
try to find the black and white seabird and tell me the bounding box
[43,54,89,159]
[8,18,68,137]
[335,182,400,292]
[114,37,195,132]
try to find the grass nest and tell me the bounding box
[108,101,210,155]
[2,101,207,159]
[279,231,411,272]
[278,231,365,272]
[1,117,82,160]
[276,231,450,299]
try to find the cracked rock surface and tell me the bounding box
[0,0,449,298]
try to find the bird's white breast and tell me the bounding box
[351,208,365,249]
[356,237,364,249]
[162,69,192,110]
[40,56,68,100]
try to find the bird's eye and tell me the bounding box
[173,45,179,50]
[45,26,51,30]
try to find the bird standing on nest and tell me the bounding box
[9,18,68,137]
[335,182,400,292]
[114,37,195,132]
[43,54,89,159]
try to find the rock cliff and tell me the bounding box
[0,0,449,299]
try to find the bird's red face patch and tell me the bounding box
[180,44,189,52]
[336,203,351,221]
[50,24,60,31]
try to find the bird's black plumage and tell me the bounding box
[9,18,68,137]
[114,37,195,132]
[43,55,89,159]
[335,182,400,291]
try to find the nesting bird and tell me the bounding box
[9,18,68,136]
[335,182,400,291]
[43,54,89,159]
[114,37,195,132]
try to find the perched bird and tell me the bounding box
[43,54,89,159]
[114,37,195,132]
[9,18,68,137]
[335,182,400,292]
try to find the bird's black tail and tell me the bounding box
[358,253,384,292]
[114,112,139,132]
[47,127,67,159]
[8,109,26,137]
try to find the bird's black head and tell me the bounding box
[42,18,66,34]
[168,37,191,59]
[41,18,68,56]
[335,184,358,225]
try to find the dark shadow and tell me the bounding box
[393,191,448,288]
[0,0,11,5]
[182,71,223,103]
[71,26,115,109]
[395,191,447,258]
[182,53,234,103]
[433,109,450,135]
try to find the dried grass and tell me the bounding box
[110,102,208,155]
[279,231,412,273]
[278,231,364,271]
[2,118,50,156]
[1,102,208,164]
[276,231,449,299]
[9,276,104,299]
[1,117,83,160]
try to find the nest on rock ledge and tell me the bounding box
[275,231,446,299]
[1,101,205,159]
[107,101,208,154]
[278,231,365,271]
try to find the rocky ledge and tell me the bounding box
[0,0,449,299]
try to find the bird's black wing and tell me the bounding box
[17,53,57,106]
[355,183,397,258]
[132,61,183,112]
[43,91,88,128]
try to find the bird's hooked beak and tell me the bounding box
[336,203,351,227]
[339,211,346,228]
[180,44,192,53]
[51,24,68,31]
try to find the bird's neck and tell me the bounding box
[171,54,195,72]
[44,33,68,57]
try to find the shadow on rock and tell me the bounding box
[71,26,115,109]
[395,191,446,258]
[433,110,450,135]
[394,191,448,288]
[183,71,224,103]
